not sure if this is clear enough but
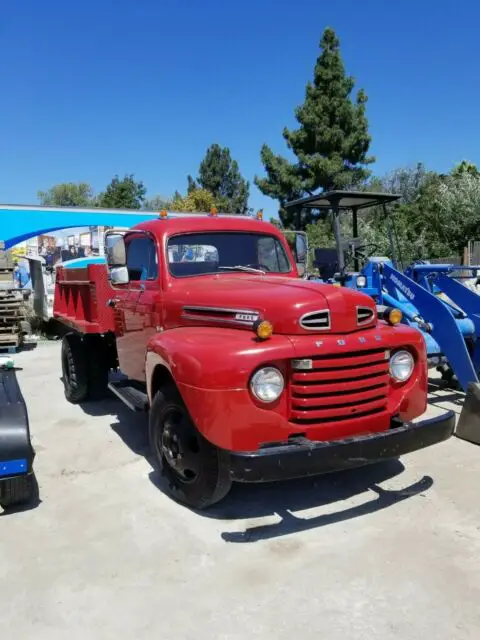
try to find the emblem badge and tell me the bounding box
[337,339,346,346]
[315,341,323,347]
[359,337,366,343]
[374,335,382,341]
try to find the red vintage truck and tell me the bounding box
[53,211,454,508]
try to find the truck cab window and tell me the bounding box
[126,236,158,281]
[167,233,291,277]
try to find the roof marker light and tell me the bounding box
[209,207,218,217]
[256,210,263,220]
[159,209,168,219]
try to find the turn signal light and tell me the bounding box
[253,319,273,340]
[384,307,403,326]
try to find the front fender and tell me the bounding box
[145,326,294,400]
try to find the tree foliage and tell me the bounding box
[169,188,216,213]
[97,174,146,210]
[38,182,94,207]
[304,162,480,269]
[189,144,249,214]
[255,27,374,228]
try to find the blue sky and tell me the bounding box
[2,0,480,217]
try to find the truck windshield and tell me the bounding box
[167,232,291,277]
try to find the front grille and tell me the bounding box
[357,306,375,326]
[300,309,330,331]
[290,347,389,425]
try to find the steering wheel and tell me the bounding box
[246,263,271,272]
[345,243,380,266]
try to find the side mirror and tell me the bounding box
[295,234,307,275]
[282,230,308,276]
[110,265,129,286]
[105,233,126,267]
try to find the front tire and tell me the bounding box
[149,386,232,509]
[61,333,89,403]
[0,473,37,510]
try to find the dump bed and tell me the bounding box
[54,264,116,334]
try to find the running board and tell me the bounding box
[108,380,149,412]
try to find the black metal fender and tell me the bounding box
[456,382,480,445]
[0,369,35,478]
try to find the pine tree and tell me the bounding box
[255,27,374,228]
[189,144,249,214]
[98,174,146,209]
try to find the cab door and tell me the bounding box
[114,232,162,382]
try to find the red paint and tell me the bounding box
[55,215,428,452]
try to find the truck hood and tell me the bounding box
[166,275,377,334]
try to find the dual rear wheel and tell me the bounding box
[61,333,109,403]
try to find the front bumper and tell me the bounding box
[228,410,455,483]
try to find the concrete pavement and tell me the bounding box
[1,342,479,639]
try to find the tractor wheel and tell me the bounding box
[149,386,232,509]
[86,336,109,400]
[61,333,89,403]
[0,473,37,510]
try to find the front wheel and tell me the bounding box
[149,386,232,509]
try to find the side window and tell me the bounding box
[126,236,158,281]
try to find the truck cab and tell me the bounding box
[54,211,454,509]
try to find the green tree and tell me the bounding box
[255,27,374,229]
[97,174,146,209]
[38,182,94,207]
[169,188,216,212]
[451,160,479,178]
[189,144,249,214]
[142,195,172,211]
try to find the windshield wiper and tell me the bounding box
[218,265,265,275]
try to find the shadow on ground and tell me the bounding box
[428,377,465,413]
[79,392,434,542]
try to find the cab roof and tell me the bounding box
[132,214,279,238]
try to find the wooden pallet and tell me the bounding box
[0,285,24,349]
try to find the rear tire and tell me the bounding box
[61,333,89,403]
[86,336,109,400]
[149,386,232,509]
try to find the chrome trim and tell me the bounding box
[183,305,259,315]
[299,309,331,331]
[356,305,375,327]
[182,305,260,326]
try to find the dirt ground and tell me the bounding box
[1,342,479,639]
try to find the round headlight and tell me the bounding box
[389,350,414,382]
[250,367,284,403]
[356,275,367,288]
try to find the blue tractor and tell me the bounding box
[285,190,480,445]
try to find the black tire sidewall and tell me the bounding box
[149,387,231,509]
[61,334,89,403]
[85,336,109,400]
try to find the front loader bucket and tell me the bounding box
[382,263,479,391]
[456,382,480,445]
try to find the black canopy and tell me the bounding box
[285,190,401,213]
